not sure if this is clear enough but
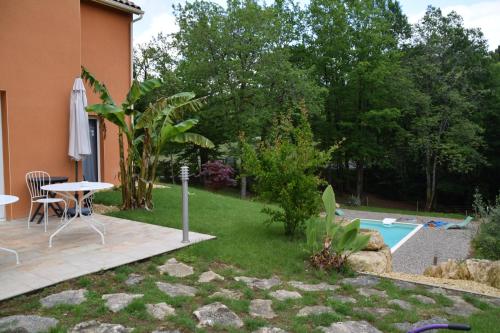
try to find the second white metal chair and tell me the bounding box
[25,171,67,232]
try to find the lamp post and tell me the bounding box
[180,166,190,243]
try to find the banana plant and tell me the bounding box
[81,67,213,209]
[306,185,370,270]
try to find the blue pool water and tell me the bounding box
[360,219,419,250]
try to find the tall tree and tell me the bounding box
[405,7,488,210]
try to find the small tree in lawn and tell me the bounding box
[200,160,237,190]
[242,104,333,236]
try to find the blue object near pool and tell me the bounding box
[359,219,422,253]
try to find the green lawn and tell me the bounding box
[95,185,333,282]
[0,185,497,333]
[341,205,466,220]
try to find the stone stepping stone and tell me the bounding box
[152,331,181,333]
[297,305,334,317]
[329,295,357,304]
[288,281,338,292]
[193,302,244,328]
[412,295,436,305]
[125,273,144,286]
[357,287,387,298]
[156,282,197,297]
[102,293,143,312]
[357,307,394,317]
[444,296,480,317]
[147,302,176,320]
[198,270,224,283]
[341,275,380,287]
[389,299,413,311]
[235,276,281,290]
[158,258,194,277]
[393,317,448,333]
[319,320,382,333]
[70,320,132,333]
[0,315,59,333]
[269,289,302,301]
[209,288,243,300]
[250,299,276,319]
[40,289,87,308]
[253,327,288,333]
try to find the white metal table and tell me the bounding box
[41,181,113,247]
[0,195,20,264]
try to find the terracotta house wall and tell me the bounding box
[0,0,132,219]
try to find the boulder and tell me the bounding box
[424,259,500,289]
[269,290,302,301]
[147,302,176,320]
[102,293,143,313]
[156,282,197,297]
[158,258,194,278]
[347,246,392,274]
[198,271,224,283]
[249,299,276,319]
[360,229,385,251]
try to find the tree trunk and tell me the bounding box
[240,175,247,199]
[118,129,131,209]
[356,160,364,200]
[425,152,437,211]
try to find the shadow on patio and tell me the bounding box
[0,214,214,301]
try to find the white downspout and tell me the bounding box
[131,13,143,82]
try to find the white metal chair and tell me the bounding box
[25,171,67,232]
[81,192,105,234]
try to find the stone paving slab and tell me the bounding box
[0,215,214,301]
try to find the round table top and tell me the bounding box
[41,181,114,192]
[0,194,19,206]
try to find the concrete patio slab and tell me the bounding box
[0,214,214,301]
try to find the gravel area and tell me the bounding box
[342,209,476,274]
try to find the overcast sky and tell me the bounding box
[132,0,500,50]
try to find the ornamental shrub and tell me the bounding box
[241,105,334,236]
[200,160,237,190]
[472,195,500,260]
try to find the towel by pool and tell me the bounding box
[424,220,449,229]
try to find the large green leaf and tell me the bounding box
[123,79,162,113]
[169,132,215,148]
[322,185,336,234]
[86,104,126,129]
[81,67,115,105]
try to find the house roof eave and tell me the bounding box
[89,0,144,15]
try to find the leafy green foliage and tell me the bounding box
[473,196,500,260]
[306,185,370,271]
[242,106,333,236]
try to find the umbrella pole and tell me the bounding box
[75,161,79,217]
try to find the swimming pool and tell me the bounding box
[359,219,422,253]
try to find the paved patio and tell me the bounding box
[0,214,214,301]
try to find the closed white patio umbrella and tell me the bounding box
[68,77,91,181]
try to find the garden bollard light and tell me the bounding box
[180,166,190,243]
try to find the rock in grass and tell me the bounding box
[209,288,243,300]
[393,317,448,333]
[252,327,288,333]
[269,290,302,301]
[444,295,480,317]
[288,281,338,292]
[250,299,276,319]
[193,302,244,328]
[235,276,281,290]
[0,315,59,333]
[329,295,357,304]
[341,275,380,287]
[102,293,143,312]
[198,271,224,283]
[357,287,387,298]
[70,320,132,333]
[40,289,87,308]
[412,294,436,305]
[158,258,194,277]
[393,280,416,290]
[388,299,413,311]
[156,282,197,297]
[297,305,334,317]
[319,320,382,333]
[125,273,144,286]
[357,307,394,317]
[147,302,176,320]
[152,331,181,333]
